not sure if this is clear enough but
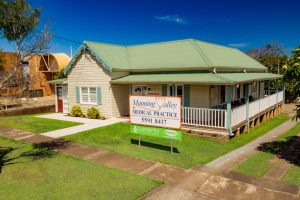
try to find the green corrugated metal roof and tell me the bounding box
[111,73,282,85]
[64,39,267,74]
[48,78,68,84]
[216,73,282,83]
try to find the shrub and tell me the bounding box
[87,107,100,119]
[71,105,82,117]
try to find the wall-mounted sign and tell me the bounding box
[129,95,181,129]
[148,91,160,96]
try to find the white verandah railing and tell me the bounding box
[182,91,283,130]
[182,107,227,129]
[231,91,283,127]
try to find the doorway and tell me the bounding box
[57,86,63,112]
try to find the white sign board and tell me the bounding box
[129,95,181,129]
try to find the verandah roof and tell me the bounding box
[48,78,68,84]
[110,73,282,85]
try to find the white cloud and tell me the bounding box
[228,42,250,47]
[155,15,187,25]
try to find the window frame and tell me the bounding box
[80,86,98,105]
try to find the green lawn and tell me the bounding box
[233,122,300,182]
[0,136,161,200]
[233,152,274,177]
[282,165,300,186]
[64,115,289,168]
[0,114,82,134]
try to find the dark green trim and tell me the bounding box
[162,84,167,96]
[97,87,102,105]
[64,43,112,75]
[183,85,190,107]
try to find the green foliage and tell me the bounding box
[87,107,100,119]
[54,68,67,80]
[0,0,40,42]
[71,105,82,117]
[292,105,300,122]
[283,47,300,102]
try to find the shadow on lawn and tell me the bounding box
[257,136,300,166]
[0,136,73,174]
[0,145,55,174]
[32,139,71,150]
[130,139,180,153]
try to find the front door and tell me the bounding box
[57,87,63,112]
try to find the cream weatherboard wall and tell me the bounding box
[67,53,113,117]
[111,84,129,116]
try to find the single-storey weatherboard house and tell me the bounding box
[49,39,284,138]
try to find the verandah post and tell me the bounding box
[282,80,286,103]
[275,79,279,105]
[226,85,233,136]
[244,83,250,132]
[267,80,271,95]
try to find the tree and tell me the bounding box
[293,105,300,122]
[246,41,287,74]
[0,0,51,97]
[283,46,300,102]
[0,49,4,70]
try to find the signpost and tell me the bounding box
[129,95,182,154]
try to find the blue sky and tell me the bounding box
[1,0,299,56]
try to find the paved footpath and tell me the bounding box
[0,122,299,200]
[205,118,298,171]
[37,113,128,138]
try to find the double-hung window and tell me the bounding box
[81,87,97,104]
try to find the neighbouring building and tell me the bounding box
[0,52,70,97]
[50,39,284,138]
[29,53,70,96]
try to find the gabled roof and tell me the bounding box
[64,39,267,74]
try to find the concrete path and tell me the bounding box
[205,118,297,170]
[0,125,299,200]
[37,113,128,138]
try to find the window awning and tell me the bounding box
[111,73,282,85]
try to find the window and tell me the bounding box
[132,85,148,95]
[168,84,184,105]
[81,87,97,104]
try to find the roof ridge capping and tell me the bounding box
[84,40,125,47]
[84,38,242,51]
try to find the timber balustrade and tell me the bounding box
[182,90,283,130]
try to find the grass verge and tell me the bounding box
[233,122,300,180]
[0,114,82,134]
[65,115,289,168]
[0,136,161,200]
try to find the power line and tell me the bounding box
[34,29,83,45]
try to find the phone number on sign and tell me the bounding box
[141,117,167,125]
